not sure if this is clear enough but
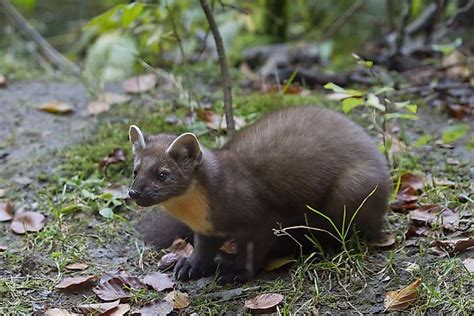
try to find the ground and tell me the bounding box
[0,74,472,315]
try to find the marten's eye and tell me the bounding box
[133,170,138,178]
[158,171,168,182]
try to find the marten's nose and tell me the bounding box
[128,190,141,199]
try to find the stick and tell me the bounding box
[199,0,236,137]
[0,0,80,74]
[322,0,365,41]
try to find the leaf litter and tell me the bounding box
[244,293,284,312]
[99,148,126,170]
[0,201,14,221]
[10,210,46,234]
[142,272,174,292]
[384,278,421,311]
[55,275,97,291]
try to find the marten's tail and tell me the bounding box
[137,209,194,249]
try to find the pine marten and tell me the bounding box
[128,106,391,283]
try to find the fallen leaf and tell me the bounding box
[87,101,110,115]
[384,278,421,311]
[122,74,157,94]
[220,239,238,254]
[107,304,130,316]
[244,293,284,311]
[78,300,120,314]
[93,278,132,302]
[462,258,474,273]
[400,173,425,191]
[65,262,88,271]
[44,308,80,316]
[368,232,396,248]
[390,186,419,212]
[10,211,46,234]
[158,253,180,270]
[433,237,474,254]
[99,270,145,289]
[444,103,470,119]
[99,92,131,104]
[409,205,459,230]
[99,148,126,169]
[133,301,173,316]
[264,256,297,272]
[143,272,174,292]
[103,184,129,200]
[169,238,194,257]
[164,290,190,309]
[405,225,432,239]
[55,275,97,291]
[0,245,7,252]
[0,74,6,87]
[37,101,74,114]
[446,157,460,165]
[197,109,246,131]
[0,201,14,221]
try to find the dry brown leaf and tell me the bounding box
[220,239,238,254]
[433,237,474,254]
[0,74,6,87]
[99,148,126,170]
[244,293,284,311]
[169,238,194,257]
[93,278,132,302]
[405,225,432,239]
[384,278,421,311]
[10,211,46,234]
[55,275,97,291]
[164,290,190,309]
[65,262,88,271]
[87,101,110,115]
[462,258,474,273]
[133,300,173,316]
[0,201,14,221]
[444,103,471,119]
[264,256,297,272]
[400,173,425,191]
[37,101,74,114]
[143,272,174,292]
[122,74,157,94]
[409,205,459,230]
[105,304,130,316]
[368,232,396,248]
[157,253,180,270]
[99,270,145,289]
[44,308,80,316]
[78,300,120,314]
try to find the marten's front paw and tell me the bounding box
[174,255,214,281]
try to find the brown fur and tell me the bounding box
[129,106,391,283]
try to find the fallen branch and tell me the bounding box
[199,0,235,138]
[0,0,80,74]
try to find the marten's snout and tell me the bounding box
[128,190,141,200]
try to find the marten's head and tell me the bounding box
[128,125,203,207]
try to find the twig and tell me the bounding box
[321,0,366,41]
[394,0,413,57]
[199,0,236,137]
[0,0,80,74]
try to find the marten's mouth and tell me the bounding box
[133,198,158,207]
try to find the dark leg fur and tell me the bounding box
[174,233,224,281]
[137,210,194,249]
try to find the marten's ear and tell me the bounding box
[129,125,146,153]
[166,133,203,167]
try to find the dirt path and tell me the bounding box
[0,81,96,182]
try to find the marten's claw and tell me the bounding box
[174,255,215,281]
